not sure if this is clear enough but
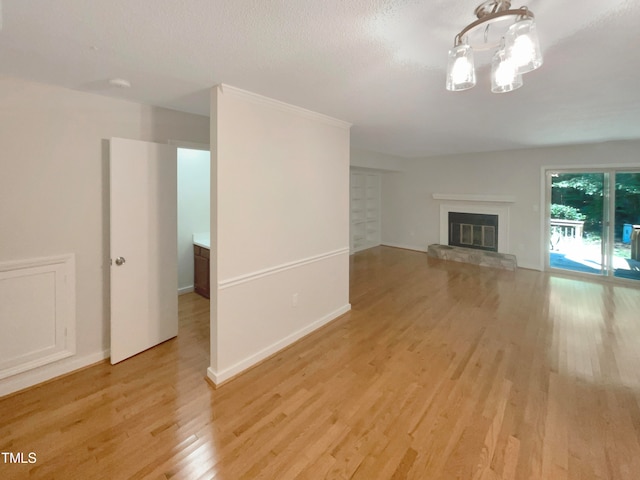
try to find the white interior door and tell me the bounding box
[110,138,178,364]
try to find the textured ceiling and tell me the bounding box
[1,0,639,157]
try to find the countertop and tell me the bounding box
[193,232,210,249]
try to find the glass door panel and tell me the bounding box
[549,172,605,275]
[613,172,640,281]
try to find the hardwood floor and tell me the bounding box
[2,246,640,479]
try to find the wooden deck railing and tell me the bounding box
[550,219,584,250]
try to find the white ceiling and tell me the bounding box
[1,0,639,158]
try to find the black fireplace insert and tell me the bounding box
[448,212,498,252]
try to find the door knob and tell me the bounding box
[115,257,126,266]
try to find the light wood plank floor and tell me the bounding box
[2,246,640,479]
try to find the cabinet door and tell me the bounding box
[194,250,210,298]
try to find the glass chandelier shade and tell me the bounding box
[446,43,476,91]
[504,18,543,74]
[491,47,523,93]
[445,2,542,93]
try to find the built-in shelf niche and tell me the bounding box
[351,170,381,252]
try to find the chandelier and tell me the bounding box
[446,0,543,93]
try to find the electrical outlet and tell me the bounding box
[292,293,299,307]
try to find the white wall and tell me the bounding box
[380,140,640,270]
[209,85,351,384]
[0,75,209,396]
[350,147,404,171]
[177,148,210,293]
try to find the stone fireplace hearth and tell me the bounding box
[427,244,517,271]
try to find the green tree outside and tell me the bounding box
[551,172,640,239]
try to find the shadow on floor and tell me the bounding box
[550,252,640,281]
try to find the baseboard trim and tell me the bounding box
[0,349,110,398]
[381,243,427,253]
[178,285,195,295]
[207,303,351,386]
[518,261,542,271]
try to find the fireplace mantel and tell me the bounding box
[432,193,515,203]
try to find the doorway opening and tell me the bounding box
[177,147,211,297]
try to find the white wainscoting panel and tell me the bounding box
[0,254,76,380]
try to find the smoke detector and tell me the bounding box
[108,78,132,89]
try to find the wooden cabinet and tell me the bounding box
[350,170,381,252]
[194,245,210,298]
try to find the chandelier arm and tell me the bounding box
[454,7,534,45]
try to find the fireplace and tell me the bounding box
[436,196,512,255]
[448,212,498,252]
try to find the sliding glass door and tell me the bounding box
[548,172,606,275]
[547,169,640,282]
[613,172,640,280]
